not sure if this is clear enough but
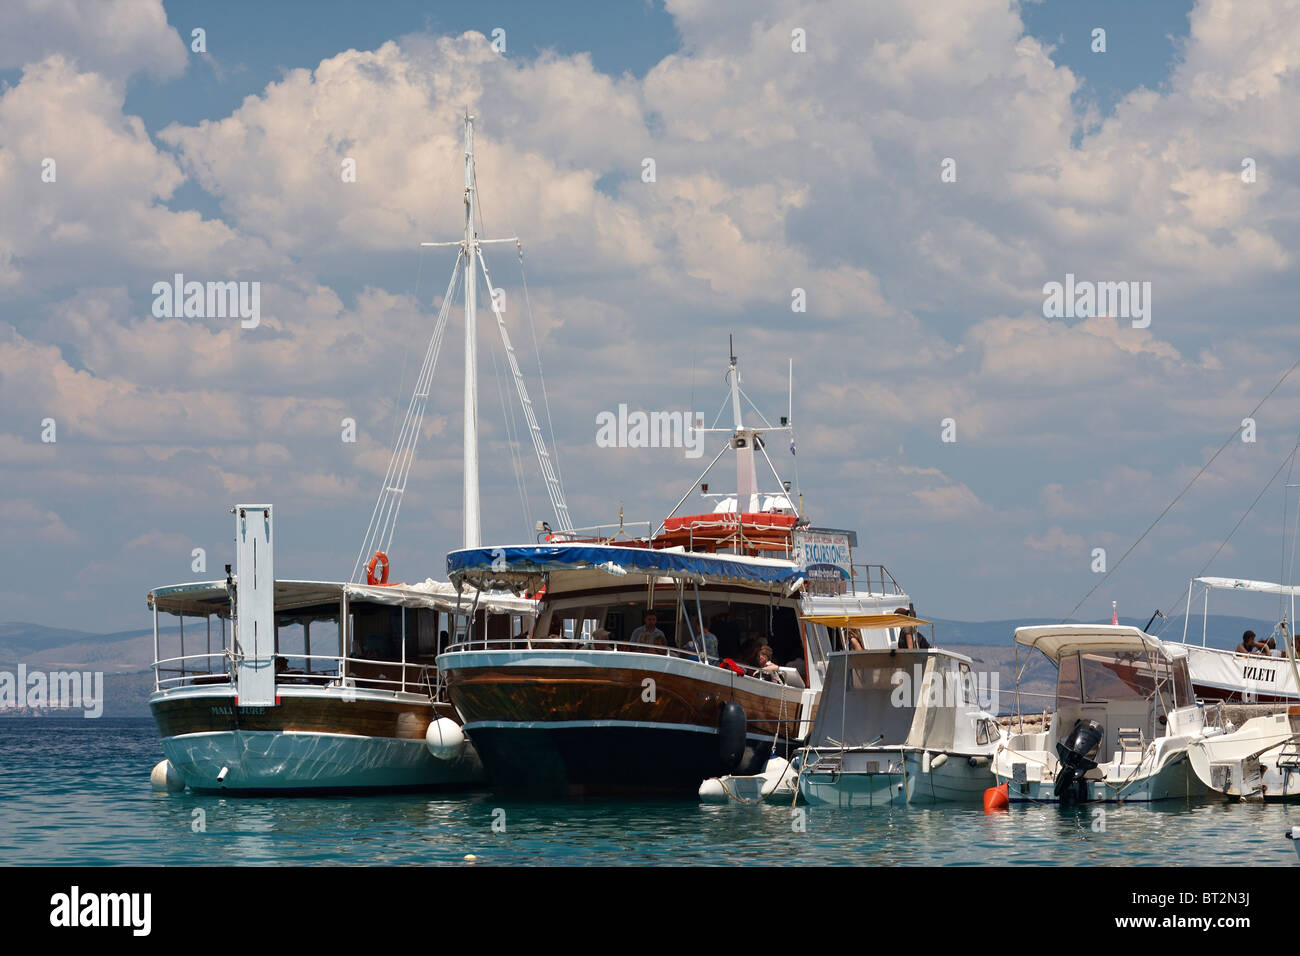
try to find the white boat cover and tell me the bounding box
[1195,576,1300,596]
[1014,624,1166,662]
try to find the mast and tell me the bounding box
[462,111,481,549]
[728,338,758,511]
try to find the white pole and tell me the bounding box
[462,111,481,549]
[152,601,159,692]
[1202,587,1209,647]
[1182,580,1192,644]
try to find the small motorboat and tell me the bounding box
[1188,707,1300,800]
[991,625,1209,803]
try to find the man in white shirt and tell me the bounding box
[628,611,667,650]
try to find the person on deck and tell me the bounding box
[755,645,783,681]
[1236,630,1258,654]
[629,611,667,651]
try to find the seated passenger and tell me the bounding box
[755,645,783,681]
[1235,630,1258,654]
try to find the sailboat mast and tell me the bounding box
[462,112,481,549]
[728,338,759,510]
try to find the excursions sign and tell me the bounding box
[793,528,854,596]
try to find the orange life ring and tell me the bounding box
[366,550,390,586]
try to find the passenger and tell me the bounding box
[847,628,865,651]
[684,623,719,663]
[1264,636,1279,656]
[1235,630,1258,655]
[893,607,916,649]
[629,611,667,652]
[755,644,783,681]
[592,627,612,651]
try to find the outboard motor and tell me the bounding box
[718,701,747,773]
[1054,719,1104,801]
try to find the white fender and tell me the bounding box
[426,717,466,760]
[150,759,186,792]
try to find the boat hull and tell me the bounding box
[150,686,483,792]
[441,649,812,796]
[999,751,1208,803]
[799,752,992,806]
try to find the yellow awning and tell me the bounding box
[800,613,932,629]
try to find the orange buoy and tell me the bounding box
[983,781,1009,812]
[365,550,391,586]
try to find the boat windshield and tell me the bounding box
[807,652,959,750]
[1057,649,1191,710]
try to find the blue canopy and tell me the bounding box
[447,543,801,591]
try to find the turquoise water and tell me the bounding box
[2,719,1298,866]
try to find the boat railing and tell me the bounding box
[443,635,790,675]
[153,650,444,697]
[850,564,902,597]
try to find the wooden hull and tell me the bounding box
[442,650,813,795]
[149,687,484,792]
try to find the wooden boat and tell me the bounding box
[438,348,918,796]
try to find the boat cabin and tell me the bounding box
[149,579,534,697]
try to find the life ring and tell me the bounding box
[366,551,390,586]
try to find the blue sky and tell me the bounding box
[4,0,1300,634]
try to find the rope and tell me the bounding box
[1063,354,1300,624]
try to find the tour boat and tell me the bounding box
[148,514,533,792]
[438,348,919,796]
[1168,576,1300,703]
[991,625,1210,802]
[795,616,1006,806]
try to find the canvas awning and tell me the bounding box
[801,613,931,629]
[446,543,803,593]
[149,578,536,617]
[1194,576,1300,596]
[1014,624,1166,662]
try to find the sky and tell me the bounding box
[4,0,1300,634]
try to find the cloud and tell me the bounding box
[0,0,186,83]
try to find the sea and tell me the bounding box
[2,718,1297,866]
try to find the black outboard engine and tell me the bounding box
[1053,719,1104,801]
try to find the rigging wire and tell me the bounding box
[1062,354,1300,624]
[1152,431,1300,635]
[488,317,534,541]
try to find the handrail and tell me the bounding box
[151,650,442,696]
[849,564,903,597]
[442,636,801,684]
